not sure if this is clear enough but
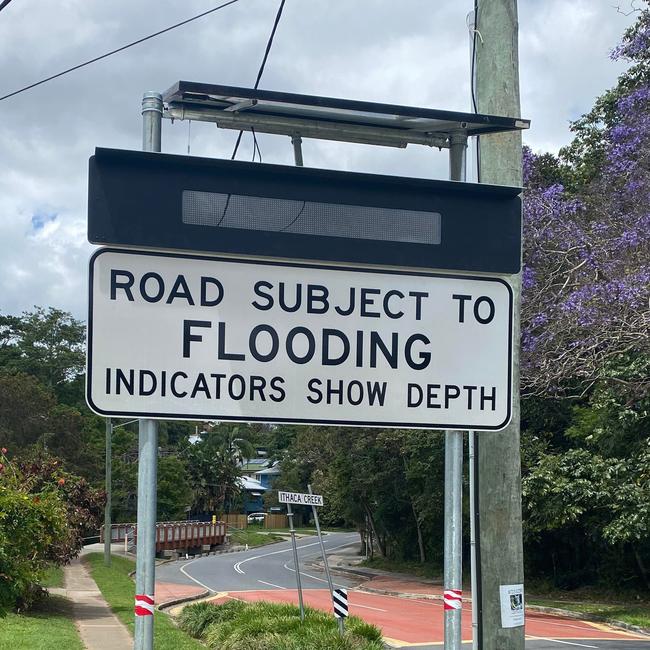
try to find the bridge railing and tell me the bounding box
[100,520,227,553]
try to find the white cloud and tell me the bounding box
[0,0,639,319]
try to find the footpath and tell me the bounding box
[51,545,205,650]
[51,556,132,650]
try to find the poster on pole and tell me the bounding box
[87,248,513,430]
[499,584,525,628]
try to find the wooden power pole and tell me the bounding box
[474,1,526,648]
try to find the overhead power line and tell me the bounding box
[0,0,16,14]
[231,0,286,160]
[0,0,242,103]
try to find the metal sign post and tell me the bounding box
[305,484,343,636]
[133,92,163,650]
[443,133,467,650]
[104,418,112,567]
[286,503,305,622]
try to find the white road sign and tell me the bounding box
[278,491,324,507]
[87,248,513,430]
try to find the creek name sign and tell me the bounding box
[87,248,512,430]
[279,491,324,507]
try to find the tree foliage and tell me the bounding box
[521,4,649,399]
[0,307,85,404]
[0,449,103,613]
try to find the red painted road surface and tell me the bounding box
[217,589,648,646]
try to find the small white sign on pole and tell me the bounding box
[499,584,525,628]
[279,491,324,507]
[87,248,513,430]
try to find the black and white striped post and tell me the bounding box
[333,588,348,634]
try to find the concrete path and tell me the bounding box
[52,557,132,650]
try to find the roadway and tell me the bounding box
[156,531,360,592]
[156,532,650,649]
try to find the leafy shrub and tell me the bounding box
[0,449,104,613]
[178,599,246,638]
[178,599,383,650]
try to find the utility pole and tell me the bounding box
[474,1,525,648]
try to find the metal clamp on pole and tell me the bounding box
[142,91,163,153]
[291,134,304,167]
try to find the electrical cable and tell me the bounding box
[0,0,16,14]
[470,0,481,183]
[0,0,242,103]
[231,0,286,160]
[471,6,483,647]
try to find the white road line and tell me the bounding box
[179,558,215,593]
[233,541,322,575]
[282,562,347,588]
[257,580,287,590]
[529,619,607,632]
[351,603,387,612]
[526,636,598,648]
[233,535,357,576]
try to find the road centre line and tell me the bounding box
[257,580,287,590]
[233,540,322,574]
[234,537,357,576]
[283,561,347,588]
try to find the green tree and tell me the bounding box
[157,456,193,521]
[182,425,257,515]
[0,307,85,404]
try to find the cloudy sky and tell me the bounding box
[0,0,637,320]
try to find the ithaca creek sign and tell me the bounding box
[87,248,513,430]
[279,491,324,507]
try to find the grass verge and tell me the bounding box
[360,556,442,580]
[229,528,285,547]
[84,553,203,650]
[528,596,650,629]
[178,599,384,649]
[0,595,83,650]
[263,527,317,536]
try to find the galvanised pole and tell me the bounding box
[134,91,163,650]
[104,418,112,567]
[286,503,305,622]
[444,133,467,650]
[307,484,343,636]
